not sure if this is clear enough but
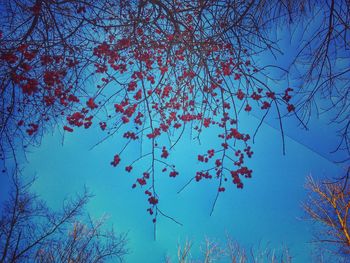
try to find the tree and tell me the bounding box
[285,0,350,161]
[164,236,292,263]
[0,0,349,236]
[303,174,350,261]
[0,170,128,263]
[0,0,111,162]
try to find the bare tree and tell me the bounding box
[303,174,350,261]
[165,237,292,263]
[279,0,350,161]
[0,170,128,263]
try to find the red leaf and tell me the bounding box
[63,126,73,132]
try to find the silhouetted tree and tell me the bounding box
[284,0,350,161]
[0,171,128,263]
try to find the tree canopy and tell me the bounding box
[0,0,349,238]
